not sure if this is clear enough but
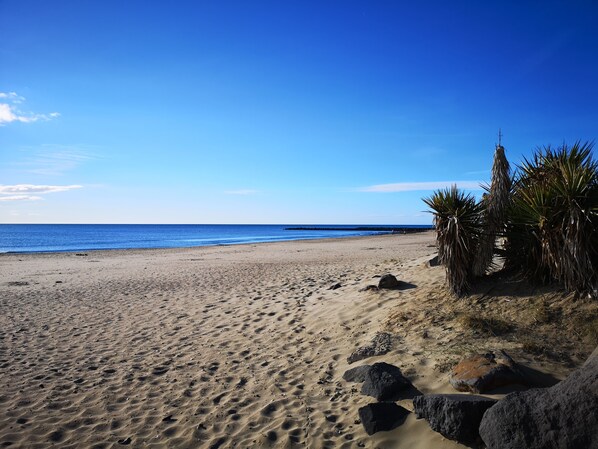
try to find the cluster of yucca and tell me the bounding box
[424,141,597,298]
[505,142,598,296]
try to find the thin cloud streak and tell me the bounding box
[359,181,483,192]
[465,169,491,176]
[224,189,258,195]
[0,184,82,195]
[0,195,43,202]
[16,146,96,176]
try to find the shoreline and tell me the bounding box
[0,231,436,256]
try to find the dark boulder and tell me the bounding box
[450,350,526,393]
[378,274,400,289]
[479,346,598,449]
[358,402,410,435]
[426,255,440,267]
[413,394,497,446]
[361,362,412,401]
[342,365,371,383]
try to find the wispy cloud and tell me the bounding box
[0,92,25,103]
[0,195,43,202]
[15,145,96,176]
[0,92,59,125]
[0,184,82,201]
[465,169,491,176]
[224,189,258,195]
[358,181,483,192]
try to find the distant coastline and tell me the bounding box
[285,226,432,233]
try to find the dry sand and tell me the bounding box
[0,232,589,449]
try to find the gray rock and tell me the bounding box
[347,332,393,364]
[361,362,412,401]
[342,365,371,383]
[378,274,400,289]
[413,394,497,445]
[479,346,598,449]
[358,402,410,435]
[449,350,526,393]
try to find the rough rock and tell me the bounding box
[347,332,393,364]
[342,365,371,383]
[328,282,342,290]
[359,285,379,292]
[426,255,440,267]
[449,351,526,393]
[361,362,412,401]
[413,394,497,445]
[378,274,401,289]
[479,346,598,449]
[358,402,410,435]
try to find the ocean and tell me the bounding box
[0,224,432,253]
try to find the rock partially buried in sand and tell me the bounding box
[479,346,598,449]
[358,402,410,435]
[361,362,412,401]
[359,285,379,292]
[449,351,525,393]
[426,255,440,267]
[347,332,393,364]
[413,394,497,446]
[342,365,371,383]
[378,274,401,289]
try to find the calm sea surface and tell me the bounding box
[0,224,432,253]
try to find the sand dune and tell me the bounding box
[0,233,582,448]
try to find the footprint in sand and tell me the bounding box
[261,402,278,417]
[208,436,226,449]
[288,428,302,443]
[206,362,219,373]
[212,393,226,405]
[48,429,65,442]
[152,366,169,376]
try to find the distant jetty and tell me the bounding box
[285,226,432,234]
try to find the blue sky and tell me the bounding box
[1,1,597,224]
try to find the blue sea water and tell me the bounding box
[0,224,432,253]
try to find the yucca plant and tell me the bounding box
[473,143,511,276]
[505,141,598,296]
[424,185,484,297]
[504,182,556,283]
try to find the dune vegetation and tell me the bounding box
[425,141,597,299]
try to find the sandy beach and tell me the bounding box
[0,232,592,449]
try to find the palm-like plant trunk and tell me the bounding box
[473,144,511,276]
